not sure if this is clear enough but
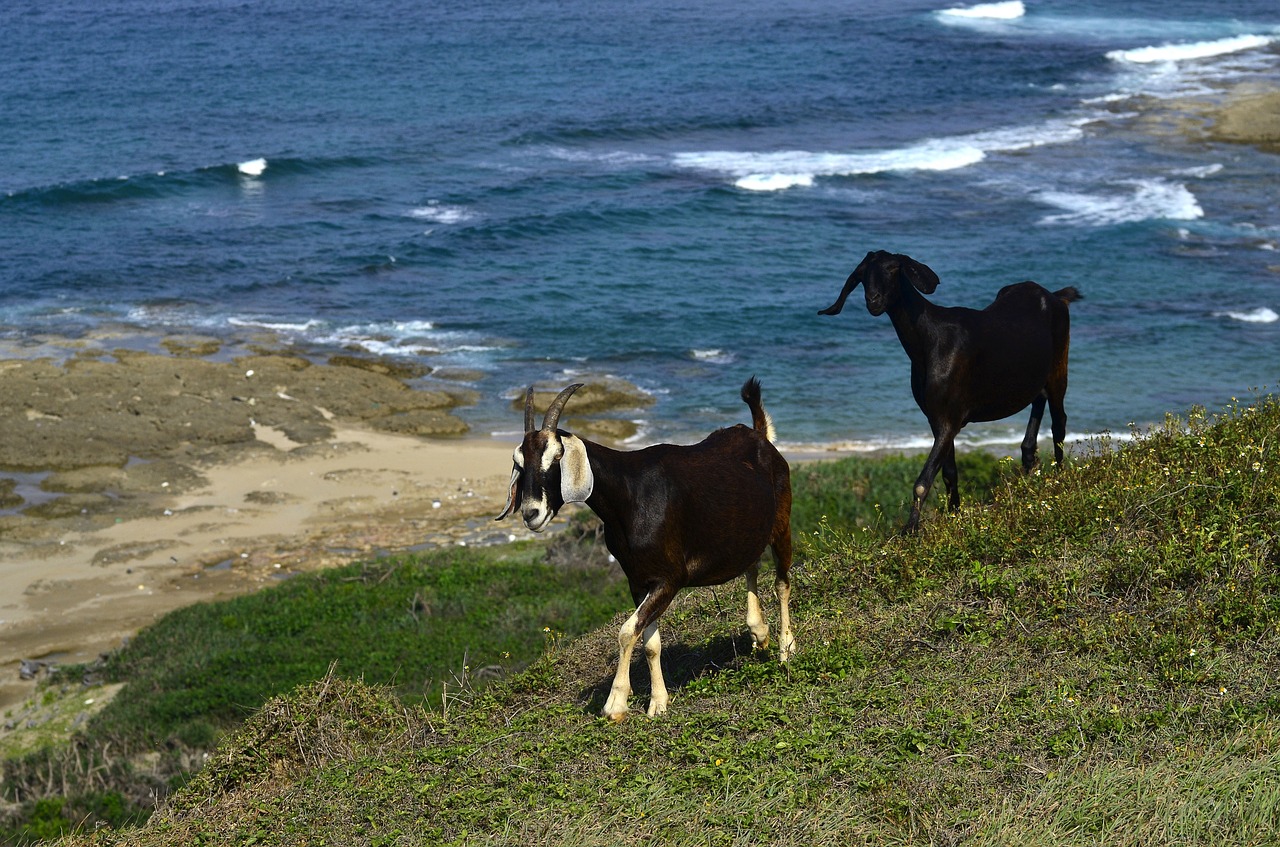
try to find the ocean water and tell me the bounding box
[1,0,1277,452]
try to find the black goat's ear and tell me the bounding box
[900,255,939,294]
[819,264,865,316]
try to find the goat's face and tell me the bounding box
[496,384,595,533]
[820,250,940,318]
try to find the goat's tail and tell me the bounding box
[1054,286,1083,305]
[741,376,777,443]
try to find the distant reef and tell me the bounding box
[1203,82,1280,153]
[0,349,474,473]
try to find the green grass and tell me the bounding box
[8,397,1280,845]
[1,543,629,844]
[788,448,1008,535]
[95,543,628,742]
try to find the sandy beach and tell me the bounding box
[0,428,525,712]
[0,347,564,714]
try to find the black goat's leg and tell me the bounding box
[906,433,951,531]
[941,440,960,512]
[1048,392,1068,464]
[1021,393,1047,472]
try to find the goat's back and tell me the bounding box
[913,281,1076,424]
[609,426,790,587]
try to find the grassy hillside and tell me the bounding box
[10,398,1280,844]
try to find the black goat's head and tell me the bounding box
[818,250,940,317]
[496,383,595,532]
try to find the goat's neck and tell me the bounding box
[886,284,937,365]
[578,439,632,530]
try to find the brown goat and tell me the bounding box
[820,250,1081,531]
[497,378,794,721]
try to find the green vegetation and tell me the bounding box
[2,544,630,844]
[5,397,1280,845]
[788,448,1007,533]
[97,544,628,741]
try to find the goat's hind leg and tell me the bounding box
[772,532,796,662]
[941,441,960,512]
[1021,393,1047,472]
[1048,387,1068,465]
[744,563,770,651]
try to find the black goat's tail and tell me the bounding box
[1055,286,1083,305]
[741,376,777,443]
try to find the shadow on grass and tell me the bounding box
[577,630,764,715]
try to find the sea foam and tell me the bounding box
[1107,34,1273,64]
[237,158,267,177]
[1214,307,1279,324]
[937,1,1025,21]
[674,119,1083,191]
[409,203,477,225]
[1037,179,1202,226]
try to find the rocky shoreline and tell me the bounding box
[0,340,653,714]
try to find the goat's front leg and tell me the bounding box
[604,609,643,722]
[907,431,953,532]
[744,563,770,651]
[603,587,673,722]
[643,622,668,717]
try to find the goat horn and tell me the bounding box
[541,383,584,433]
[523,386,536,433]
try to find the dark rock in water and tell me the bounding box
[328,353,430,380]
[0,478,21,509]
[18,658,47,680]
[519,377,655,416]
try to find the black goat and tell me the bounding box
[497,378,794,721]
[819,250,1081,531]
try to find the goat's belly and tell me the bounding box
[966,379,1049,423]
[684,545,773,588]
[969,399,1035,423]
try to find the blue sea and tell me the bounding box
[2,0,1278,452]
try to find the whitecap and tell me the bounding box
[937,1,1025,21]
[1214,307,1279,324]
[673,118,1083,191]
[689,348,736,364]
[1107,34,1273,65]
[737,173,815,192]
[544,147,660,167]
[237,158,267,177]
[1037,179,1202,226]
[409,203,477,225]
[227,317,323,333]
[1175,163,1224,179]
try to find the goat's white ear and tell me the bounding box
[559,435,594,504]
[495,465,520,520]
